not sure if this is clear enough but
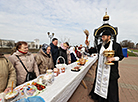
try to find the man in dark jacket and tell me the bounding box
[87,30,124,102]
[50,38,59,66]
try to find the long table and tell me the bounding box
[0,55,97,102]
[38,55,98,102]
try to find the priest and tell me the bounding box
[86,30,124,102]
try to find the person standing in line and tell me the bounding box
[35,44,54,74]
[87,30,124,102]
[50,38,59,66]
[69,46,77,63]
[58,43,68,64]
[8,41,39,85]
[76,45,82,58]
[74,46,78,54]
[0,52,16,93]
[65,42,71,64]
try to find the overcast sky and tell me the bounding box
[0,0,138,46]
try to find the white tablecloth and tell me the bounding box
[0,56,97,102]
[38,55,98,102]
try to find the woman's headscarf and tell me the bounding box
[60,43,67,50]
[69,47,77,57]
[42,44,50,58]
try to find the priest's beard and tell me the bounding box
[102,39,109,46]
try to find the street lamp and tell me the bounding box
[47,32,54,43]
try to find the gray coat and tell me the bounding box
[8,51,39,85]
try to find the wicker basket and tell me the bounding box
[55,56,67,69]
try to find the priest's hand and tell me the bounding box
[85,40,89,46]
[107,57,115,62]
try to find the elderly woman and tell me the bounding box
[8,41,39,85]
[0,53,16,93]
[35,44,54,74]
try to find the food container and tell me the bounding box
[37,74,54,86]
[61,67,65,73]
[56,64,67,73]
[37,75,46,85]
[56,56,67,73]
[4,90,19,101]
[71,65,81,72]
[79,58,86,65]
[24,85,38,97]
[32,82,46,91]
[53,68,58,77]
[47,69,53,74]
[0,93,5,102]
[44,74,54,86]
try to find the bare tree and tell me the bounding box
[59,36,70,43]
[120,40,134,48]
[136,43,138,48]
[7,41,14,48]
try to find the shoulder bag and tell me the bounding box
[16,55,36,82]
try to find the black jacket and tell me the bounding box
[50,43,59,65]
[58,47,68,64]
[70,53,77,63]
[88,41,124,80]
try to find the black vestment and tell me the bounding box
[89,41,124,102]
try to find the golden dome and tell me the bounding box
[103,11,109,21]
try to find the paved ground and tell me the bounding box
[68,57,138,102]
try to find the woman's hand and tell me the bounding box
[68,60,71,64]
[4,87,11,94]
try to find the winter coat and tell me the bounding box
[8,51,39,85]
[50,43,59,66]
[0,54,16,93]
[35,49,54,74]
[76,50,82,58]
[58,47,68,64]
[69,47,77,63]
[70,53,77,63]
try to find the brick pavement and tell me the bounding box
[68,57,138,102]
[118,57,138,102]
